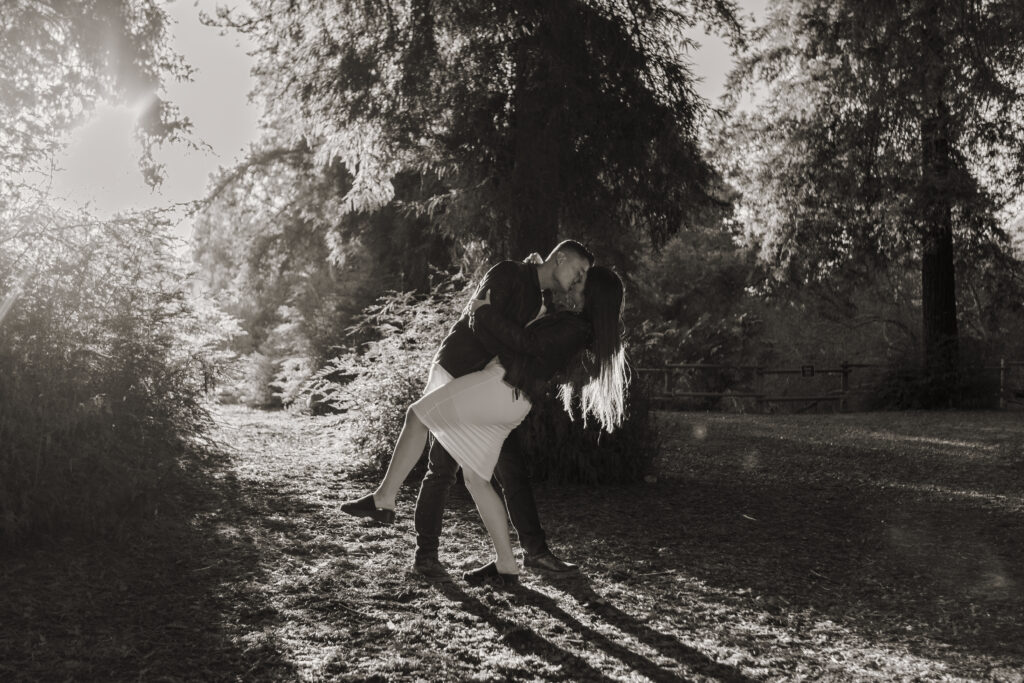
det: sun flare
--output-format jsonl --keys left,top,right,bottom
{"left": 51, "top": 101, "right": 153, "bottom": 215}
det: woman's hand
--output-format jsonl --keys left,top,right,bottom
{"left": 523, "top": 252, "right": 544, "bottom": 265}
{"left": 471, "top": 288, "right": 491, "bottom": 312}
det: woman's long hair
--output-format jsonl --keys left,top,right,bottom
{"left": 561, "top": 266, "right": 629, "bottom": 432}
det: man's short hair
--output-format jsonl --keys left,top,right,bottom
{"left": 548, "top": 239, "right": 595, "bottom": 265}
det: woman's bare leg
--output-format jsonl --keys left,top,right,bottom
{"left": 372, "top": 407, "right": 429, "bottom": 510}
{"left": 461, "top": 468, "right": 519, "bottom": 574}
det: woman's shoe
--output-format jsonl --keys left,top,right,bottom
{"left": 340, "top": 494, "right": 396, "bottom": 524}
{"left": 463, "top": 561, "right": 520, "bottom": 586}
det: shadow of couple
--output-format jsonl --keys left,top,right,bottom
{"left": 435, "top": 573, "right": 756, "bottom": 683}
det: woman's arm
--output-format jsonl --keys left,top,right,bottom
{"left": 475, "top": 307, "right": 590, "bottom": 363}
{"left": 471, "top": 301, "right": 548, "bottom": 357}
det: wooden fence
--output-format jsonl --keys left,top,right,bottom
{"left": 635, "top": 360, "right": 1024, "bottom": 412}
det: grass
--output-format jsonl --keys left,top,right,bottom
{"left": 1, "top": 406, "right": 1022, "bottom": 681}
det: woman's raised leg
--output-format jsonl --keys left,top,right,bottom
{"left": 372, "top": 407, "right": 430, "bottom": 510}
{"left": 461, "top": 467, "right": 519, "bottom": 575}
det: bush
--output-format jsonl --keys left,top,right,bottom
{"left": 0, "top": 207, "right": 219, "bottom": 543}
{"left": 868, "top": 345, "right": 1003, "bottom": 410}
{"left": 516, "top": 376, "right": 660, "bottom": 485}
{"left": 303, "top": 276, "right": 471, "bottom": 477}
{"left": 214, "top": 352, "right": 280, "bottom": 407}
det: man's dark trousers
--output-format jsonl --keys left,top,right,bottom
{"left": 414, "top": 423, "right": 547, "bottom": 560}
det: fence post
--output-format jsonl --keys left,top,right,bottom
{"left": 840, "top": 361, "right": 850, "bottom": 412}
{"left": 755, "top": 366, "right": 765, "bottom": 413}
{"left": 663, "top": 369, "right": 670, "bottom": 397}
{"left": 1000, "top": 357, "right": 1006, "bottom": 410}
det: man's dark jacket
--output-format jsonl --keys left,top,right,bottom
{"left": 434, "top": 260, "right": 546, "bottom": 378}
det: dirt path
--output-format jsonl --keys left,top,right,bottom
{"left": 2, "top": 407, "right": 1023, "bottom": 681}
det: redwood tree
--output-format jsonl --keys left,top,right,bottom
{"left": 722, "top": 0, "right": 1024, "bottom": 400}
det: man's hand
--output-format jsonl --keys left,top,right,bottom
{"left": 471, "top": 288, "right": 491, "bottom": 312}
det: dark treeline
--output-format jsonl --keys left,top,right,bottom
{"left": 195, "top": 0, "right": 1024, "bottom": 409}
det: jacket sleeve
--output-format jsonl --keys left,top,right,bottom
{"left": 467, "top": 261, "right": 544, "bottom": 358}
{"left": 508, "top": 316, "right": 593, "bottom": 401}
{"left": 472, "top": 261, "right": 519, "bottom": 313}
{"left": 471, "top": 323, "right": 509, "bottom": 359}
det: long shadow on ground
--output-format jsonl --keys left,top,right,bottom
{"left": 435, "top": 582, "right": 619, "bottom": 682}
{"left": 537, "top": 417, "right": 1024, "bottom": 676}
{"left": 505, "top": 578, "right": 756, "bottom": 682}
{"left": 0, "top": 456, "right": 328, "bottom": 681}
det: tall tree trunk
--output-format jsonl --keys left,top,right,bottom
{"left": 919, "top": 107, "right": 960, "bottom": 402}
{"left": 509, "top": 31, "right": 560, "bottom": 260}
{"left": 916, "top": 2, "right": 960, "bottom": 404}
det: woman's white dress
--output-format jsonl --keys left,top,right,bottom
{"left": 412, "top": 358, "right": 531, "bottom": 481}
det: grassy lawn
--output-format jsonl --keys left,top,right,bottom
{"left": 1, "top": 407, "right": 1022, "bottom": 681}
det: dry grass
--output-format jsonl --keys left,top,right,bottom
{"left": 1, "top": 406, "right": 1022, "bottom": 681}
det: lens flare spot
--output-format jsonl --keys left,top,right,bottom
{"left": 743, "top": 449, "right": 761, "bottom": 470}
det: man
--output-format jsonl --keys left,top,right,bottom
{"left": 411, "top": 240, "right": 592, "bottom": 583}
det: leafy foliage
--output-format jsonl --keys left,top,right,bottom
{"left": 725, "top": 0, "right": 1024, "bottom": 273}
{"left": 304, "top": 276, "right": 473, "bottom": 475}
{"left": 191, "top": 1, "right": 752, "bottom": 419}
{"left": 191, "top": 1, "right": 749, "bottom": 410}
{"left": 0, "top": 3, "right": 218, "bottom": 543}
{"left": 625, "top": 213, "right": 1024, "bottom": 410}
{"left": 0, "top": 208, "right": 219, "bottom": 542}
{"left": 192, "top": 136, "right": 456, "bottom": 386}
{"left": 207, "top": 0, "right": 742, "bottom": 261}
{"left": 0, "top": 0, "right": 190, "bottom": 197}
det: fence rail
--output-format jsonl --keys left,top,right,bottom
{"left": 636, "top": 360, "right": 1024, "bottom": 412}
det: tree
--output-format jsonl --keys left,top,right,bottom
{"left": 193, "top": 133, "right": 457, "bottom": 365}
{"left": 211, "top": 0, "right": 742, "bottom": 265}
{"left": 722, "top": 0, "right": 1024, "bottom": 400}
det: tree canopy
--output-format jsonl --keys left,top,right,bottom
{"left": 1, "top": 0, "right": 189, "bottom": 200}
{"left": 0, "top": 2, "right": 220, "bottom": 540}
{"left": 720, "top": 0, "right": 1024, "bottom": 394}
{"left": 210, "top": 0, "right": 742, "bottom": 262}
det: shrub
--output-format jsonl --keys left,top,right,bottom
{"left": 516, "top": 375, "right": 660, "bottom": 485}
{"left": 217, "top": 352, "right": 281, "bottom": 407}
{"left": 0, "top": 207, "right": 219, "bottom": 543}
{"left": 303, "top": 276, "right": 470, "bottom": 477}
{"left": 273, "top": 356, "right": 315, "bottom": 408}
{"left": 868, "top": 345, "right": 1003, "bottom": 410}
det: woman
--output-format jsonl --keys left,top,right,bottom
{"left": 342, "top": 266, "right": 628, "bottom": 584}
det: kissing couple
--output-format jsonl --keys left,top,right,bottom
{"left": 341, "top": 240, "right": 628, "bottom": 586}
